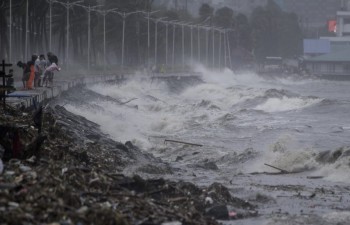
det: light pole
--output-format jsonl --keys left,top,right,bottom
{"left": 224, "top": 29, "right": 227, "bottom": 67}
{"left": 182, "top": 23, "right": 185, "bottom": 69}
{"left": 141, "top": 10, "right": 159, "bottom": 70}
{"left": 205, "top": 27, "right": 209, "bottom": 67}
{"left": 217, "top": 29, "right": 223, "bottom": 68}
{"left": 75, "top": 3, "right": 102, "bottom": 72}
{"left": 9, "top": 0, "right": 12, "bottom": 62}
{"left": 95, "top": 8, "right": 118, "bottom": 75}
{"left": 196, "top": 17, "right": 211, "bottom": 64}
{"left": 165, "top": 21, "right": 169, "bottom": 66}
{"left": 25, "top": 0, "right": 28, "bottom": 60}
{"left": 190, "top": 25, "right": 193, "bottom": 63}
{"left": 49, "top": 0, "right": 52, "bottom": 51}
{"left": 226, "top": 29, "right": 233, "bottom": 69}
{"left": 172, "top": 22, "right": 176, "bottom": 70}
{"left": 113, "top": 11, "right": 141, "bottom": 70}
{"left": 180, "top": 22, "right": 190, "bottom": 70}
{"left": 212, "top": 27, "right": 215, "bottom": 68}
{"left": 152, "top": 17, "right": 166, "bottom": 68}
{"left": 51, "top": 0, "right": 83, "bottom": 68}
{"left": 197, "top": 25, "right": 200, "bottom": 62}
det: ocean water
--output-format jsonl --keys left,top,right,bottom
{"left": 62, "top": 66, "right": 350, "bottom": 224}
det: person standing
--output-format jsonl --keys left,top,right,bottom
{"left": 26, "top": 55, "right": 37, "bottom": 90}
{"left": 37, "top": 55, "right": 46, "bottom": 87}
{"left": 45, "top": 52, "right": 59, "bottom": 87}
{"left": 17, "top": 61, "right": 29, "bottom": 89}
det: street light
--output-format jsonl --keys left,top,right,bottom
{"left": 214, "top": 28, "right": 224, "bottom": 68}
{"left": 113, "top": 11, "right": 142, "bottom": 70}
{"left": 152, "top": 17, "right": 166, "bottom": 68}
{"left": 25, "top": 0, "right": 28, "bottom": 60}
{"left": 226, "top": 29, "right": 233, "bottom": 69}
{"left": 140, "top": 10, "right": 159, "bottom": 70}
{"left": 95, "top": 8, "right": 118, "bottom": 75}
{"left": 180, "top": 22, "right": 191, "bottom": 70}
{"left": 74, "top": 3, "right": 103, "bottom": 72}
{"left": 195, "top": 17, "right": 211, "bottom": 64}
{"left": 162, "top": 20, "right": 176, "bottom": 66}
{"left": 212, "top": 27, "right": 215, "bottom": 67}
{"left": 9, "top": 0, "right": 12, "bottom": 62}
{"left": 50, "top": 0, "right": 83, "bottom": 68}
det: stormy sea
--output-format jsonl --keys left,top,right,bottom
{"left": 58, "top": 66, "right": 350, "bottom": 225}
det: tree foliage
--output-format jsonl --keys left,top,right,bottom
{"left": 251, "top": 0, "right": 302, "bottom": 61}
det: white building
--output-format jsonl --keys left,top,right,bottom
{"left": 337, "top": 0, "right": 350, "bottom": 37}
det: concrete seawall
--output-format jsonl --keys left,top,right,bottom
{"left": 7, "top": 75, "right": 120, "bottom": 109}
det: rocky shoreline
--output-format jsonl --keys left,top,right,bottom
{"left": 0, "top": 87, "right": 257, "bottom": 225}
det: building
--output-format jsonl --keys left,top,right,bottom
{"left": 304, "top": 0, "right": 350, "bottom": 76}
{"left": 305, "top": 48, "right": 350, "bottom": 75}
{"left": 281, "top": 0, "right": 341, "bottom": 30}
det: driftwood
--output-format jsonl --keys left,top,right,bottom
{"left": 164, "top": 139, "right": 203, "bottom": 147}
{"left": 120, "top": 98, "right": 138, "bottom": 105}
{"left": 307, "top": 176, "right": 324, "bottom": 179}
{"left": 264, "top": 163, "right": 289, "bottom": 174}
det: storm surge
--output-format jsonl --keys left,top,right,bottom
{"left": 58, "top": 67, "right": 350, "bottom": 223}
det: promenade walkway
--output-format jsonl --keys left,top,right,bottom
{"left": 6, "top": 74, "right": 118, "bottom": 109}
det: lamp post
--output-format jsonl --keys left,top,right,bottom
{"left": 95, "top": 8, "right": 118, "bottom": 75}
{"left": 182, "top": 23, "right": 185, "bottom": 69}
{"left": 9, "top": 0, "right": 12, "bottom": 62}
{"left": 172, "top": 22, "right": 176, "bottom": 70}
{"left": 165, "top": 21, "right": 169, "bottom": 66}
{"left": 226, "top": 29, "right": 233, "bottom": 69}
{"left": 224, "top": 29, "right": 227, "bottom": 67}
{"left": 196, "top": 17, "right": 211, "bottom": 64}
{"left": 217, "top": 29, "right": 223, "bottom": 68}
{"left": 205, "top": 27, "right": 209, "bottom": 67}
{"left": 197, "top": 24, "right": 200, "bottom": 62}
{"left": 164, "top": 20, "right": 177, "bottom": 66}
{"left": 25, "top": 0, "right": 28, "bottom": 60}
{"left": 190, "top": 25, "right": 193, "bottom": 63}
{"left": 74, "top": 3, "right": 102, "bottom": 72}
{"left": 141, "top": 10, "right": 159, "bottom": 70}
{"left": 113, "top": 11, "right": 141, "bottom": 70}
{"left": 152, "top": 17, "right": 166, "bottom": 68}
{"left": 50, "top": 0, "right": 83, "bottom": 68}
{"left": 180, "top": 22, "right": 190, "bottom": 70}
{"left": 212, "top": 27, "right": 217, "bottom": 68}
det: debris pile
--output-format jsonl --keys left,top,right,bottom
{"left": 0, "top": 105, "right": 256, "bottom": 224}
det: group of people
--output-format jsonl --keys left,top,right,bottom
{"left": 17, "top": 52, "right": 60, "bottom": 89}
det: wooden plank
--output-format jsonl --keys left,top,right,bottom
{"left": 264, "top": 163, "right": 289, "bottom": 174}
{"left": 164, "top": 139, "right": 203, "bottom": 147}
